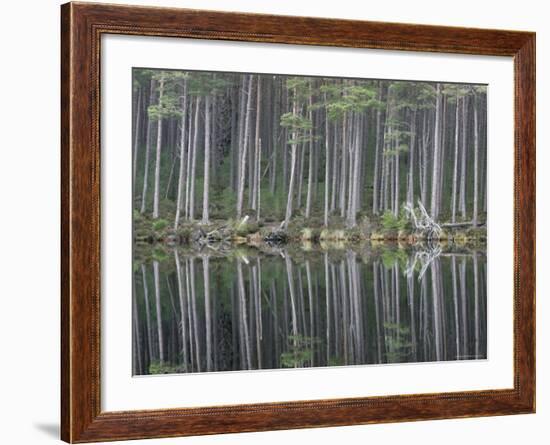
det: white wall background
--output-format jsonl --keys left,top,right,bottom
{"left": 0, "top": 0, "right": 544, "bottom": 444}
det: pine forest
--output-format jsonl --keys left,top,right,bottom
{"left": 132, "top": 68, "right": 487, "bottom": 375}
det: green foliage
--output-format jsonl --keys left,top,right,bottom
{"left": 280, "top": 111, "right": 312, "bottom": 145}
{"left": 383, "top": 323, "right": 412, "bottom": 363}
{"left": 380, "top": 211, "right": 409, "bottom": 232}
{"left": 149, "top": 361, "right": 185, "bottom": 374}
{"left": 152, "top": 219, "right": 168, "bottom": 231}
{"left": 280, "top": 335, "right": 320, "bottom": 368}
{"left": 152, "top": 246, "right": 168, "bottom": 262}
{"left": 381, "top": 248, "right": 408, "bottom": 269}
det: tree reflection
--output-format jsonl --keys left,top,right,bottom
{"left": 133, "top": 246, "right": 487, "bottom": 375}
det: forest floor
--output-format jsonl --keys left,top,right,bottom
{"left": 133, "top": 211, "right": 487, "bottom": 257}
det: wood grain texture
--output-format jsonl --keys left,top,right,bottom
{"left": 60, "top": 2, "right": 536, "bottom": 442}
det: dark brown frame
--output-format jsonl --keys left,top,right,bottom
{"left": 61, "top": 1, "right": 536, "bottom": 442}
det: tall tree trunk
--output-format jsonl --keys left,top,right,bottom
{"left": 237, "top": 261, "right": 251, "bottom": 369}
{"left": 459, "top": 95, "right": 468, "bottom": 219}
{"left": 237, "top": 75, "right": 254, "bottom": 219}
{"left": 407, "top": 109, "right": 417, "bottom": 205}
{"left": 420, "top": 110, "right": 428, "bottom": 206}
{"left": 203, "top": 256, "right": 212, "bottom": 371}
{"left": 257, "top": 139, "right": 262, "bottom": 221}
{"left": 236, "top": 78, "right": 247, "bottom": 192}
{"left": 132, "top": 275, "right": 143, "bottom": 374}
{"left": 393, "top": 121, "right": 400, "bottom": 217}
{"left": 174, "top": 251, "right": 188, "bottom": 370}
{"left": 472, "top": 93, "right": 479, "bottom": 227}
{"left": 283, "top": 88, "right": 298, "bottom": 229}
{"left": 152, "top": 75, "right": 165, "bottom": 219}
{"left": 373, "top": 82, "right": 384, "bottom": 214}
{"left": 324, "top": 100, "right": 330, "bottom": 226}
{"left": 189, "top": 96, "right": 201, "bottom": 220}
{"left": 141, "top": 264, "right": 153, "bottom": 364}
{"left": 305, "top": 91, "right": 315, "bottom": 219}
{"left": 330, "top": 122, "right": 339, "bottom": 212}
{"left": 202, "top": 94, "right": 211, "bottom": 224}
{"left": 269, "top": 78, "right": 279, "bottom": 194}
{"left": 451, "top": 95, "right": 460, "bottom": 223}
{"left": 253, "top": 77, "right": 262, "bottom": 218}
{"left": 153, "top": 260, "right": 164, "bottom": 363}
{"left": 174, "top": 79, "right": 188, "bottom": 230}
{"left": 451, "top": 255, "right": 460, "bottom": 357}
{"left": 339, "top": 113, "right": 348, "bottom": 218}
{"left": 184, "top": 99, "right": 194, "bottom": 219}
{"left": 132, "top": 86, "right": 142, "bottom": 187}
{"left": 430, "top": 83, "right": 442, "bottom": 220}
{"left": 140, "top": 79, "right": 156, "bottom": 214}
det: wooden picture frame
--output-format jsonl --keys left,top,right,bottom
{"left": 61, "top": 1, "right": 535, "bottom": 442}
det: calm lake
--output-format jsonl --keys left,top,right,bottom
{"left": 132, "top": 245, "right": 487, "bottom": 375}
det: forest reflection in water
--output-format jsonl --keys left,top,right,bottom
{"left": 132, "top": 245, "right": 487, "bottom": 375}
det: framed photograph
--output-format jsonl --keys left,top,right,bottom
{"left": 61, "top": 2, "right": 535, "bottom": 442}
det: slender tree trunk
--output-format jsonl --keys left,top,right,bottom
{"left": 473, "top": 253, "right": 480, "bottom": 357}
{"left": 203, "top": 256, "right": 212, "bottom": 371}
{"left": 283, "top": 89, "right": 298, "bottom": 229}
{"left": 152, "top": 75, "right": 165, "bottom": 219}
{"left": 132, "top": 277, "right": 143, "bottom": 374}
{"left": 237, "top": 261, "right": 252, "bottom": 369}
{"left": 174, "top": 251, "right": 188, "bottom": 370}
{"left": 174, "top": 79, "right": 188, "bottom": 230}
{"left": 459, "top": 95, "right": 468, "bottom": 219}
{"left": 393, "top": 122, "right": 400, "bottom": 217}
{"left": 305, "top": 89, "right": 314, "bottom": 219}
{"left": 141, "top": 264, "right": 153, "bottom": 364}
{"left": 339, "top": 113, "right": 348, "bottom": 218}
{"left": 451, "top": 95, "right": 460, "bottom": 222}
{"left": 420, "top": 111, "right": 428, "bottom": 206}
{"left": 472, "top": 93, "right": 479, "bottom": 227}
{"left": 373, "top": 83, "right": 383, "bottom": 214}
{"left": 324, "top": 101, "right": 330, "bottom": 226}
{"left": 140, "top": 79, "right": 156, "bottom": 214}
{"left": 257, "top": 139, "right": 262, "bottom": 221}
{"left": 184, "top": 99, "right": 193, "bottom": 219}
{"left": 451, "top": 255, "right": 460, "bottom": 357}
{"left": 189, "top": 96, "right": 201, "bottom": 220}
{"left": 297, "top": 139, "right": 305, "bottom": 209}
{"left": 153, "top": 260, "right": 164, "bottom": 363}
{"left": 237, "top": 75, "right": 254, "bottom": 219}
{"left": 133, "top": 86, "right": 142, "bottom": 187}
{"left": 236, "top": 78, "right": 247, "bottom": 192}
{"left": 437, "top": 95, "right": 447, "bottom": 219}
{"left": 431, "top": 259, "right": 442, "bottom": 362}
{"left": 407, "top": 109, "right": 417, "bottom": 205}
{"left": 430, "top": 83, "right": 442, "bottom": 220}
{"left": 330, "top": 122, "right": 339, "bottom": 212}
{"left": 202, "top": 95, "right": 211, "bottom": 224}
{"left": 253, "top": 77, "right": 262, "bottom": 218}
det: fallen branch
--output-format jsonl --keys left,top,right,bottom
{"left": 403, "top": 200, "right": 441, "bottom": 242}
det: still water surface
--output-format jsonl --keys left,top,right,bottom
{"left": 132, "top": 245, "right": 487, "bottom": 375}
